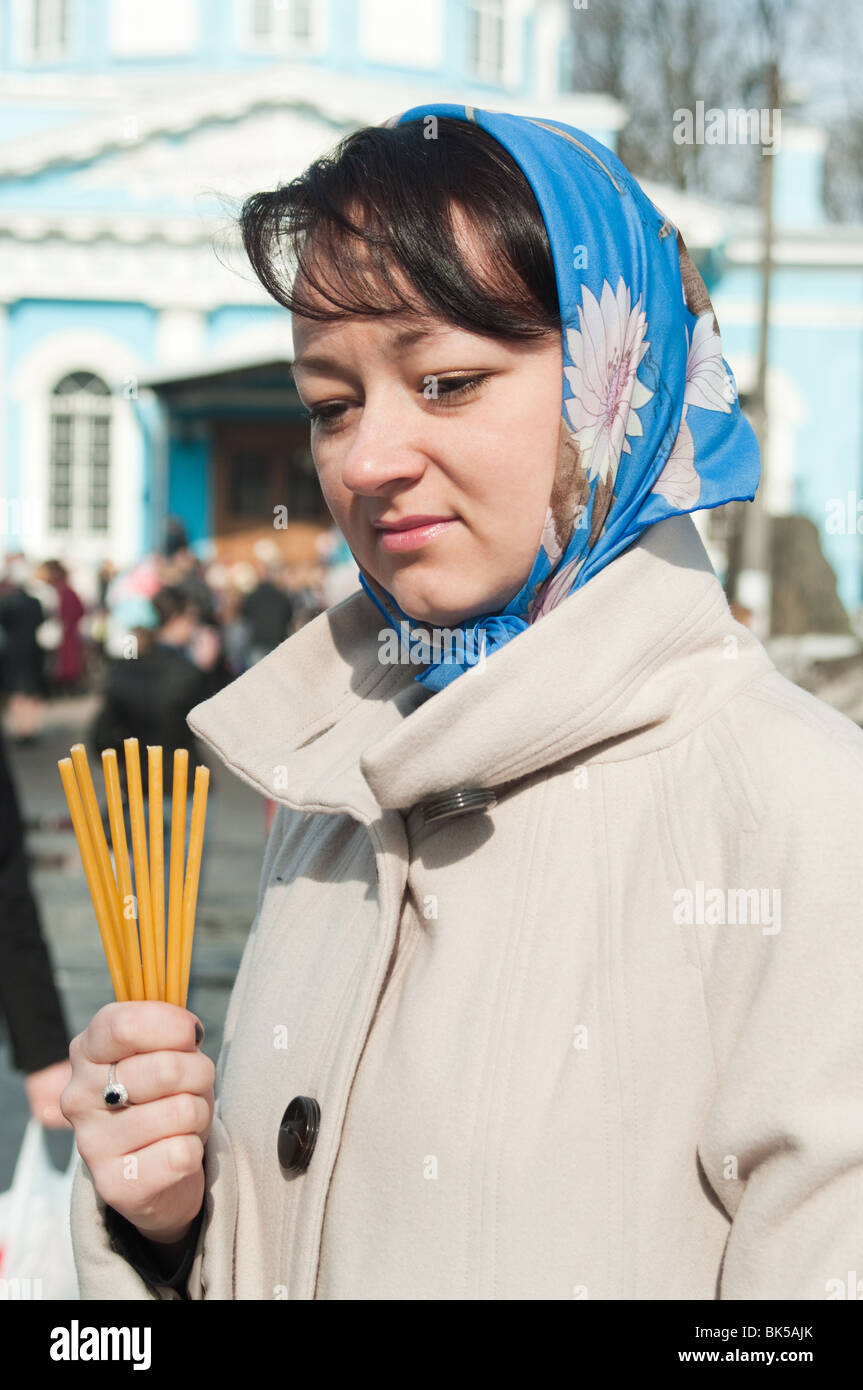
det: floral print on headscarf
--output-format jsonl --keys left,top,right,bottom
{"left": 355, "top": 105, "right": 760, "bottom": 693}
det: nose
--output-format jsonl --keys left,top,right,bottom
{"left": 339, "top": 389, "right": 427, "bottom": 497}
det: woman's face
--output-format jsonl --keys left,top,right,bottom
{"left": 291, "top": 254, "right": 562, "bottom": 628}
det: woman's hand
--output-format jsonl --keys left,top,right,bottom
{"left": 60, "top": 1001, "right": 214, "bottom": 1244}
{"left": 25, "top": 1058, "right": 73, "bottom": 1128}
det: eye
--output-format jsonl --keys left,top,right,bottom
{"left": 431, "top": 373, "right": 490, "bottom": 404}
{"left": 300, "top": 372, "right": 491, "bottom": 434}
{"left": 302, "top": 402, "right": 347, "bottom": 431}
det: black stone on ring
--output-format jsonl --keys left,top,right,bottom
{"left": 103, "top": 1062, "right": 130, "bottom": 1108}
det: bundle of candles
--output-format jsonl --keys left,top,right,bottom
{"left": 57, "top": 740, "right": 209, "bottom": 1007}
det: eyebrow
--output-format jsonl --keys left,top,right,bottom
{"left": 292, "top": 322, "right": 442, "bottom": 374}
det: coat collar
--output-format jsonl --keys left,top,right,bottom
{"left": 187, "top": 514, "right": 775, "bottom": 823}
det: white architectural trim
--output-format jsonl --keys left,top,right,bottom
{"left": 0, "top": 175, "right": 769, "bottom": 265}
{"left": 504, "top": 0, "right": 535, "bottom": 90}
{"left": 0, "top": 60, "right": 627, "bottom": 178}
{"left": 533, "top": 0, "right": 568, "bottom": 102}
{"left": 765, "top": 368, "right": 807, "bottom": 517}
{"left": 0, "top": 234, "right": 272, "bottom": 310}
{"left": 728, "top": 238, "right": 863, "bottom": 267}
{"left": 712, "top": 298, "right": 863, "bottom": 328}
{"left": 108, "top": 0, "right": 199, "bottom": 57}
{"left": 0, "top": 214, "right": 215, "bottom": 244}
{"left": 154, "top": 307, "right": 207, "bottom": 374}
{"left": 778, "top": 124, "right": 828, "bottom": 154}
{"left": 136, "top": 325, "right": 296, "bottom": 388}
{"left": 9, "top": 328, "right": 147, "bottom": 566}
{"left": 206, "top": 322, "right": 296, "bottom": 369}
{"left": 358, "top": 0, "right": 441, "bottom": 70}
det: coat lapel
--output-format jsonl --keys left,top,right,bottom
{"left": 187, "top": 514, "right": 775, "bottom": 820}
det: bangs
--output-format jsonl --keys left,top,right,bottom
{"left": 237, "top": 117, "right": 561, "bottom": 342}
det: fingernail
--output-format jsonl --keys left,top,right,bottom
{"left": 194, "top": 1021, "right": 205, "bottom": 1046}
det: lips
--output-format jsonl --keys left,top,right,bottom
{"left": 375, "top": 517, "right": 460, "bottom": 553}
{"left": 374, "top": 515, "right": 457, "bottom": 531}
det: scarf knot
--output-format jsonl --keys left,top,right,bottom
{"left": 415, "top": 611, "right": 529, "bottom": 693}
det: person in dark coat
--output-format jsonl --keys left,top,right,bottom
{"left": 89, "top": 587, "right": 223, "bottom": 914}
{"left": 0, "top": 557, "right": 49, "bottom": 742}
{"left": 240, "top": 559, "right": 294, "bottom": 665}
{"left": 89, "top": 587, "right": 220, "bottom": 805}
{"left": 0, "top": 725, "right": 72, "bottom": 1126}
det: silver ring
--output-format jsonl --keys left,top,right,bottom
{"left": 103, "top": 1062, "right": 130, "bottom": 1109}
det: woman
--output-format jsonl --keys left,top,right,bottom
{"left": 41, "top": 559, "right": 87, "bottom": 696}
{"left": 63, "top": 106, "right": 863, "bottom": 1301}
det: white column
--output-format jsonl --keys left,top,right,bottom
{"left": 531, "top": 0, "right": 567, "bottom": 100}
{"left": 154, "top": 307, "right": 207, "bottom": 373}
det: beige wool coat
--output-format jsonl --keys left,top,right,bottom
{"left": 70, "top": 512, "right": 863, "bottom": 1300}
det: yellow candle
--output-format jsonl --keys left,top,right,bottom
{"left": 124, "top": 738, "right": 158, "bottom": 1001}
{"left": 148, "top": 746, "right": 166, "bottom": 1001}
{"left": 166, "top": 748, "right": 189, "bottom": 1006}
{"left": 180, "top": 765, "right": 209, "bottom": 1009}
{"left": 58, "top": 758, "right": 128, "bottom": 1001}
{"left": 102, "top": 748, "right": 145, "bottom": 1000}
{"left": 69, "top": 743, "right": 127, "bottom": 999}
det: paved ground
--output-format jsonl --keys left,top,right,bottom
{"left": 0, "top": 693, "right": 266, "bottom": 1188}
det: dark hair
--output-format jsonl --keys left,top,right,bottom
{"left": 43, "top": 559, "right": 68, "bottom": 584}
{"left": 237, "top": 117, "right": 561, "bottom": 342}
{"left": 152, "top": 586, "right": 195, "bottom": 629}
{"left": 163, "top": 516, "right": 189, "bottom": 559}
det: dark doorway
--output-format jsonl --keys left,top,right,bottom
{"left": 212, "top": 420, "right": 331, "bottom": 564}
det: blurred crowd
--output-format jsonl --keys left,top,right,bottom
{"left": 0, "top": 517, "right": 360, "bottom": 749}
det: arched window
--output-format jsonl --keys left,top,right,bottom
{"left": 49, "top": 372, "right": 112, "bottom": 535}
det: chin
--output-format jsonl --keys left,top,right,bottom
{"left": 390, "top": 588, "right": 488, "bottom": 629}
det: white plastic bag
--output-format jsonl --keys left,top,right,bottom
{"left": 34, "top": 617, "right": 63, "bottom": 651}
{"left": 0, "top": 1119, "right": 80, "bottom": 1299}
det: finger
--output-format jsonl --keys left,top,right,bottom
{"left": 80, "top": 1001, "right": 202, "bottom": 1065}
{"left": 80, "top": 1049, "right": 215, "bottom": 1109}
{"left": 75, "top": 1091, "right": 211, "bottom": 1166}
{"left": 90, "top": 1134, "right": 205, "bottom": 1221}
{"left": 38, "top": 1103, "right": 74, "bottom": 1130}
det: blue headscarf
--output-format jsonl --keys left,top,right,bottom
{"left": 355, "top": 103, "right": 761, "bottom": 693}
